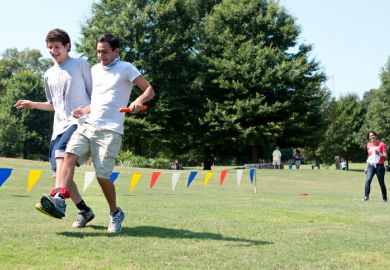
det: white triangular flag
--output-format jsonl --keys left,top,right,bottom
{"left": 83, "top": 171, "right": 96, "bottom": 192}
{"left": 172, "top": 172, "right": 182, "bottom": 191}
{"left": 236, "top": 170, "right": 243, "bottom": 188}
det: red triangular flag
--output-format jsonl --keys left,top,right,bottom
{"left": 150, "top": 172, "right": 161, "bottom": 189}
{"left": 220, "top": 170, "right": 228, "bottom": 186}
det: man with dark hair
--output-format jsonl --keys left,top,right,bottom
{"left": 14, "top": 28, "right": 94, "bottom": 227}
{"left": 40, "top": 33, "right": 155, "bottom": 233}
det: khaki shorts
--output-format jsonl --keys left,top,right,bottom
{"left": 273, "top": 159, "right": 281, "bottom": 166}
{"left": 66, "top": 123, "right": 123, "bottom": 179}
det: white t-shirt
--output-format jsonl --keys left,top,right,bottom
{"left": 86, "top": 58, "right": 141, "bottom": 135}
{"left": 272, "top": 149, "right": 282, "bottom": 161}
{"left": 44, "top": 58, "right": 92, "bottom": 140}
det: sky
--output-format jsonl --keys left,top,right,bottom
{"left": 1, "top": 0, "right": 389, "bottom": 99}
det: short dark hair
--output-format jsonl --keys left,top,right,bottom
{"left": 97, "top": 33, "right": 120, "bottom": 50}
{"left": 367, "top": 130, "right": 377, "bottom": 140}
{"left": 46, "top": 28, "right": 71, "bottom": 52}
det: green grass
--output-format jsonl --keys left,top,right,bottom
{"left": 1, "top": 158, "right": 390, "bottom": 269}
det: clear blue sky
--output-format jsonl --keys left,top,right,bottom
{"left": 1, "top": 0, "right": 389, "bottom": 99}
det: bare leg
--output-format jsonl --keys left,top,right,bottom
{"left": 97, "top": 177, "right": 117, "bottom": 212}
{"left": 60, "top": 153, "right": 82, "bottom": 204}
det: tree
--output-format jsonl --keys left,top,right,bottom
{"left": 77, "top": 0, "right": 216, "bottom": 158}
{"left": 318, "top": 94, "right": 366, "bottom": 167}
{"left": 197, "top": 0, "right": 329, "bottom": 168}
{"left": 0, "top": 48, "right": 51, "bottom": 96}
{"left": 0, "top": 70, "right": 52, "bottom": 159}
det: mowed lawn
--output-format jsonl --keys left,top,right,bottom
{"left": 1, "top": 158, "right": 390, "bottom": 269}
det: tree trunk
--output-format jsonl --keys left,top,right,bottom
{"left": 133, "top": 136, "right": 142, "bottom": 155}
{"left": 203, "top": 160, "right": 212, "bottom": 170}
{"left": 251, "top": 145, "right": 258, "bottom": 163}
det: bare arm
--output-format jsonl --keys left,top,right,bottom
{"left": 14, "top": 100, "right": 54, "bottom": 111}
{"left": 128, "top": 76, "right": 155, "bottom": 113}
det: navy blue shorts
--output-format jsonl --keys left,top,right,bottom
{"left": 49, "top": 124, "right": 78, "bottom": 173}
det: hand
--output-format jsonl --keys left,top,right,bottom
{"left": 128, "top": 101, "right": 144, "bottom": 113}
{"left": 14, "top": 100, "right": 34, "bottom": 109}
{"left": 72, "top": 107, "right": 88, "bottom": 119}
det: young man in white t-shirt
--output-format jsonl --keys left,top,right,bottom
{"left": 14, "top": 29, "right": 94, "bottom": 226}
{"left": 39, "top": 33, "right": 155, "bottom": 233}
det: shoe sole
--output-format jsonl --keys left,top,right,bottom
{"left": 35, "top": 204, "right": 62, "bottom": 219}
{"left": 40, "top": 195, "right": 65, "bottom": 219}
{"left": 72, "top": 213, "right": 95, "bottom": 228}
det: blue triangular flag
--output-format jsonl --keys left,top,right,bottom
{"left": 249, "top": 168, "right": 256, "bottom": 183}
{"left": 0, "top": 168, "right": 13, "bottom": 188}
{"left": 187, "top": 171, "right": 198, "bottom": 188}
{"left": 110, "top": 172, "right": 120, "bottom": 182}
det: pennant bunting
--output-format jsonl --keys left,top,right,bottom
{"left": 27, "top": 170, "right": 42, "bottom": 192}
{"left": 236, "top": 169, "right": 243, "bottom": 187}
{"left": 130, "top": 173, "right": 142, "bottom": 192}
{"left": 110, "top": 172, "right": 120, "bottom": 182}
{"left": 203, "top": 171, "right": 213, "bottom": 187}
{"left": 220, "top": 170, "right": 228, "bottom": 186}
{"left": 0, "top": 168, "right": 13, "bottom": 188}
{"left": 172, "top": 172, "right": 182, "bottom": 191}
{"left": 187, "top": 171, "right": 198, "bottom": 188}
{"left": 83, "top": 171, "right": 96, "bottom": 192}
{"left": 249, "top": 168, "right": 256, "bottom": 183}
{"left": 150, "top": 172, "right": 161, "bottom": 189}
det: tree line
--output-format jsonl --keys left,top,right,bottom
{"left": 0, "top": 0, "right": 389, "bottom": 169}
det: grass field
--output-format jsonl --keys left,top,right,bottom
{"left": 1, "top": 158, "right": 390, "bottom": 269}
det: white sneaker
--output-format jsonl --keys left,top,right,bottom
{"left": 107, "top": 207, "right": 125, "bottom": 233}
{"left": 72, "top": 208, "right": 95, "bottom": 228}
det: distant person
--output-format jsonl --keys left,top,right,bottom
{"left": 312, "top": 157, "right": 321, "bottom": 169}
{"left": 334, "top": 155, "right": 341, "bottom": 170}
{"left": 341, "top": 159, "right": 347, "bottom": 170}
{"left": 14, "top": 28, "right": 94, "bottom": 226}
{"left": 288, "top": 160, "right": 293, "bottom": 169}
{"left": 363, "top": 130, "right": 387, "bottom": 202}
{"left": 272, "top": 147, "right": 282, "bottom": 169}
{"left": 293, "top": 149, "right": 301, "bottom": 169}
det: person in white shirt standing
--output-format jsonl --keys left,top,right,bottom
{"left": 39, "top": 33, "right": 155, "bottom": 233}
{"left": 272, "top": 147, "right": 282, "bottom": 169}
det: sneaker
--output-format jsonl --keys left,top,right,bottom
{"left": 363, "top": 197, "right": 369, "bottom": 201}
{"left": 107, "top": 207, "right": 125, "bottom": 233}
{"left": 384, "top": 199, "right": 387, "bottom": 202}
{"left": 35, "top": 203, "right": 63, "bottom": 219}
{"left": 40, "top": 194, "right": 66, "bottom": 219}
{"left": 72, "top": 208, "right": 95, "bottom": 228}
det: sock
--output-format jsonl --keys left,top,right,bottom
{"left": 76, "top": 200, "right": 90, "bottom": 212}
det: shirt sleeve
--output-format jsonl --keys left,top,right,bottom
{"left": 127, "top": 63, "right": 142, "bottom": 83}
{"left": 81, "top": 59, "right": 93, "bottom": 96}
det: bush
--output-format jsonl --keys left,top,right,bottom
{"left": 118, "top": 151, "right": 171, "bottom": 169}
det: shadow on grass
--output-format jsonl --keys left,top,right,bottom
{"left": 57, "top": 225, "right": 271, "bottom": 246}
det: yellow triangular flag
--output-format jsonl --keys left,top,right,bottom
{"left": 203, "top": 171, "right": 213, "bottom": 187}
{"left": 27, "top": 170, "right": 42, "bottom": 192}
{"left": 130, "top": 173, "right": 142, "bottom": 192}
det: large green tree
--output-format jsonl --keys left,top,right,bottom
{"left": 0, "top": 48, "right": 51, "bottom": 96}
{"left": 77, "top": 0, "right": 216, "bottom": 158}
{"left": 318, "top": 94, "right": 366, "bottom": 167}
{"left": 359, "top": 57, "right": 390, "bottom": 154}
{"left": 197, "top": 0, "right": 329, "bottom": 167}
{"left": 0, "top": 70, "right": 52, "bottom": 159}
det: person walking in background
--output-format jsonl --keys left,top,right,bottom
{"left": 335, "top": 155, "right": 341, "bottom": 170}
{"left": 14, "top": 28, "right": 94, "bottom": 225}
{"left": 272, "top": 147, "right": 282, "bottom": 169}
{"left": 38, "top": 33, "right": 155, "bottom": 233}
{"left": 363, "top": 130, "right": 387, "bottom": 202}
{"left": 293, "top": 149, "right": 301, "bottom": 169}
